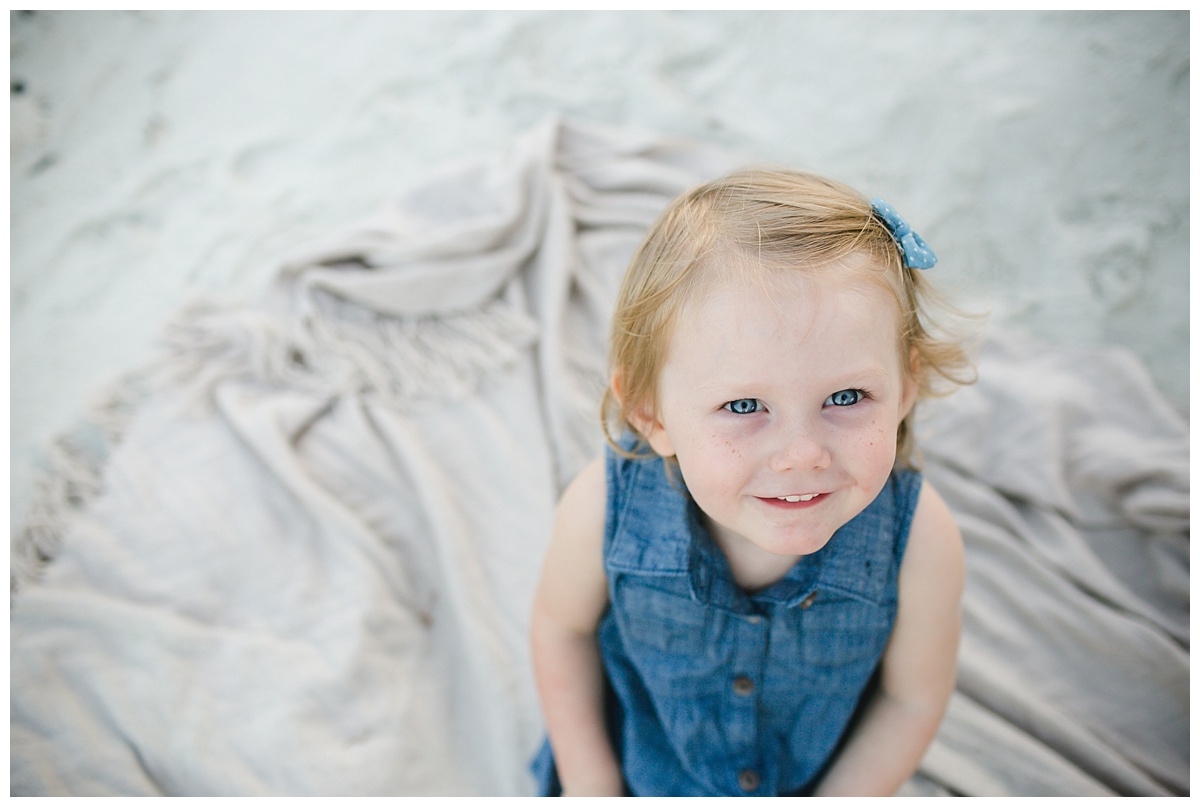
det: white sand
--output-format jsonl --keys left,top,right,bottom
{"left": 10, "top": 10, "right": 1189, "bottom": 528}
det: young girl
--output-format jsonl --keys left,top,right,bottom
{"left": 530, "top": 168, "right": 971, "bottom": 796}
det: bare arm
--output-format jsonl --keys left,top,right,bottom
{"left": 813, "top": 481, "right": 964, "bottom": 796}
{"left": 530, "top": 456, "right": 624, "bottom": 796}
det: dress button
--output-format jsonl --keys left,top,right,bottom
{"left": 732, "top": 675, "right": 755, "bottom": 695}
{"left": 745, "top": 614, "right": 762, "bottom": 624}
{"left": 799, "top": 590, "right": 819, "bottom": 610}
{"left": 738, "top": 769, "right": 760, "bottom": 792}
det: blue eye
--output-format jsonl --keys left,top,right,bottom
{"left": 724, "top": 398, "right": 763, "bottom": 415}
{"left": 826, "top": 389, "right": 864, "bottom": 407}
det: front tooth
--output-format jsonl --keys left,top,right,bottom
{"left": 799, "top": 493, "right": 817, "bottom": 502}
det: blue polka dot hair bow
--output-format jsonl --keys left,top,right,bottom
{"left": 871, "top": 198, "right": 937, "bottom": 270}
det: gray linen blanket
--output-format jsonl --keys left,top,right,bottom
{"left": 10, "top": 118, "right": 1188, "bottom": 796}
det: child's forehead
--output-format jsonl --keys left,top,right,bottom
{"left": 670, "top": 267, "right": 901, "bottom": 358}
{"left": 657, "top": 277, "right": 907, "bottom": 399}
{"left": 677, "top": 252, "right": 901, "bottom": 327}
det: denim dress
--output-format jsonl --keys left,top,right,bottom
{"left": 532, "top": 438, "right": 922, "bottom": 796}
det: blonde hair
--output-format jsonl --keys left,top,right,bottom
{"left": 601, "top": 166, "right": 975, "bottom": 469}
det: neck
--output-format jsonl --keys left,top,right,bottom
{"left": 703, "top": 514, "right": 800, "bottom": 593}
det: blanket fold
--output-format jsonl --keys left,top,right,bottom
{"left": 11, "top": 118, "right": 1188, "bottom": 796}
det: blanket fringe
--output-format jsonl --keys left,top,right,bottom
{"left": 11, "top": 373, "right": 148, "bottom": 595}
{"left": 12, "top": 290, "right": 538, "bottom": 594}
{"left": 148, "top": 292, "right": 538, "bottom": 410}
{"left": 13, "top": 438, "right": 99, "bottom": 594}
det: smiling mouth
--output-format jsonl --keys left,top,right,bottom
{"left": 758, "top": 492, "right": 826, "bottom": 507}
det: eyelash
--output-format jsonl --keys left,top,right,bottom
{"left": 722, "top": 389, "right": 869, "bottom": 415}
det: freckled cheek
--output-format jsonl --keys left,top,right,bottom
{"left": 683, "top": 434, "right": 749, "bottom": 498}
{"left": 861, "top": 419, "right": 896, "bottom": 449}
{"left": 704, "top": 432, "right": 744, "bottom": 465}
{"left": 720, "top": 435, "right": 745, "bottom": 461}
{"left": 851, "top": 421, "right": 900, "bottom": 491}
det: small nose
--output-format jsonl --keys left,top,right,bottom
{"left": 769, "top": 418, "right": 832, "bottom": 473}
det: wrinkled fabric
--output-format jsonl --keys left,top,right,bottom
{"left": 10, "top": 119, "right": 1188, "bottom": 796}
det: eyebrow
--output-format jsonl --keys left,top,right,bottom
{"left": 694, "top": 365, "right": 894, "bottom": 393}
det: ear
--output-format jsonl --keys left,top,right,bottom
{"left": 899, "top": 346, "right": 921, "bottom": 420}
{"left": 611, "top": 371, "right": 676, "bottom": 458}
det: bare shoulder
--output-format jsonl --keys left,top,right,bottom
{"left": 533, "top": 455, "right": 610, "bottom": 633}
{"left": 879, "top": 479, "right": 964, "bottom": 703}
{"left": 554, "top": 455, "right": 608, "bottom": 541}
{"left": 901, "top": 479, "right": 964, "bottom": 595}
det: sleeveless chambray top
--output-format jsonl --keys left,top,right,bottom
{"left": 532, "top": 436, "right": 922, "bottom": 796}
